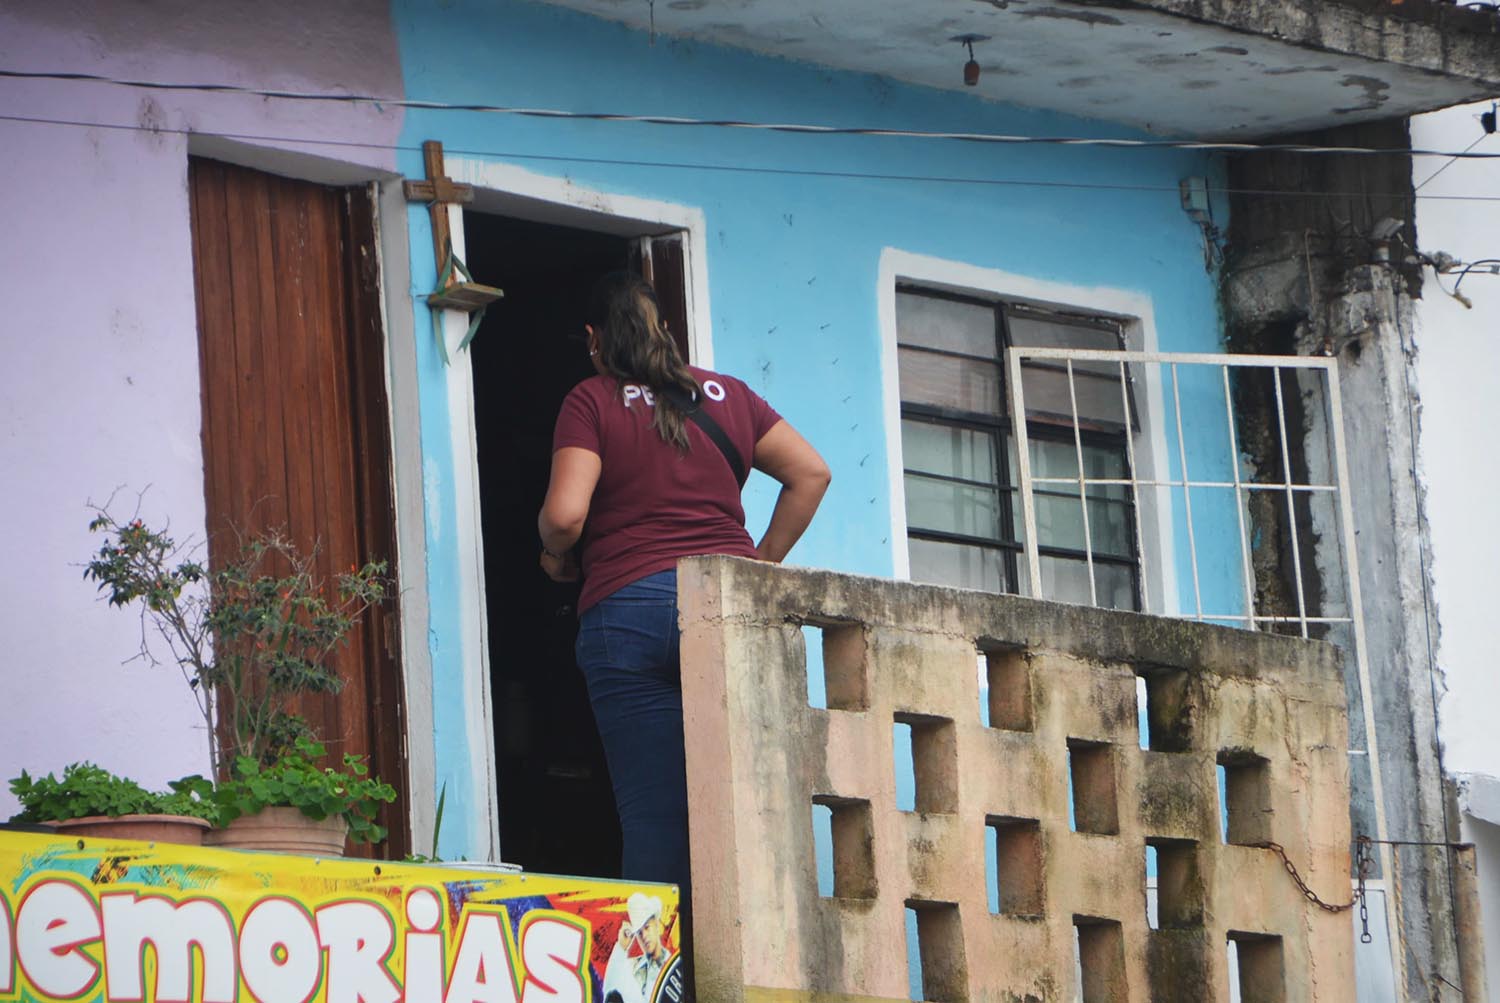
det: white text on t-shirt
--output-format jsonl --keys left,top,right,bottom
{"left": 621, "top": 380, "right": 727, "bottom": 407}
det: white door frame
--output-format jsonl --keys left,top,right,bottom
{"left": 431, "top": 158, "right": 712, "bottom": 860}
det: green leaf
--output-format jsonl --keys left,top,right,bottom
{"left": 6, "top": 763, "right": 214, "bottom": 823}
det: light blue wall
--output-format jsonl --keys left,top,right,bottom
{"left": 391, "top": 0, "right": 1237, "bottom": 858}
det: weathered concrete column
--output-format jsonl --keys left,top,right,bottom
{"left": 1226, "top": 244, "right": 1460, "bottom": 997}
{"left": 1321, "top": 266, "right": 1457, "bottom": 993}
{"left": 1223, "top": 116, "right": 1467, "bottom": 995}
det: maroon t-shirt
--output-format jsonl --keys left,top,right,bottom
{"left": 553, "top": 366, "right": 783, "bottom": 612}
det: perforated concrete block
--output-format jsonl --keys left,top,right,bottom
{"left": 679, "top": 556, "right": 1353, "bottom": 1003}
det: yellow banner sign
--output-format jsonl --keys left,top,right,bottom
{"left": 0, "top": 831, "right": 683, "bottom": 1003}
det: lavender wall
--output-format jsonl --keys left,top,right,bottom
{"left": 0, "top": 2, "right": 404, "bottom": 814}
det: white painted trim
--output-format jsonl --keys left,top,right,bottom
{"left": 679, "top": 233, "right": 713, "bottom": 370}
{"left": 446, "top": 158, "right": 714, "bottom": 368}
{"left": 186, "top": 134, "right": 396, "bottom": 188}
{"left": 437, "top": 159, "right": 714, "bottom": 852}
{"left": 875, "top": 248, "right": 1177, "bottom": 611}
{"left": 875, "top": 270, "right": 911, "bottom": 580}
{"left": 441, "top": 204, "right": 503, "bottom": 861}
{"left": 374, "top": 179, "right": 438, "bottom": 855}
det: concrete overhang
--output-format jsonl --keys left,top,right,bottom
{"left": 539, "top": 0, "right": 1500, "bottom": 138}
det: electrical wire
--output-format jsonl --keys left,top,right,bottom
{"left": 1414, "top": 130, "right": 1493, "bottom": 192}
{"left": 4, "top": 67, "right": 1500, "bottom": 160}
{"left": 5, "top": 111, "right": 1500, "bottom": 205}
{"left": 1451, "top": 259, "right": 1500, "bottom": 294}
{"left": 1424, "top": 258, "right": 1500, "bottom": 307}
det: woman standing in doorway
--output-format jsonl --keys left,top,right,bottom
{"left": 538, "top": 271, "right": 830, "bottom": 916}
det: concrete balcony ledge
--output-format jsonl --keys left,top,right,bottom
{"left": 678, "top": 556, "right": 1353, "bottom": 1002}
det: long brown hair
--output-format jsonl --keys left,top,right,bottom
{"left": 587, "top": 271, "right": 701, "bottom": 451}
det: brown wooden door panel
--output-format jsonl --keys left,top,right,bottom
{"left": 648, "top": 236, "right": 690, "bottom": 363}
{"left": 188, "top": 158, "right": 409, "bottom": 857}
{"left": 340, "top": 189, "right": 407, "bottom": 824}
{"left": 629, "top": 235, "right": 692, "bottom": 362}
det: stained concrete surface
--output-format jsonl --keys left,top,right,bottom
{"left": 679, "top": 556, "right": 1353, "bottom": 1002}
{"left": 533, "top": 0, "right": 1500, "bottom": 137}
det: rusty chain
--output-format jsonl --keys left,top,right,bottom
{"left": 1255, "top": 835, "right": 1373, "bottom": 943}
{"left": 1357, "top": 836, "right": 1372, "bottom": 944}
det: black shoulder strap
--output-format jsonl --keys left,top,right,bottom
{"left": 661, "top": 384, "right": 748, "bottom": 487}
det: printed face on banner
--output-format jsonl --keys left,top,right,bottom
{"left": 0, "top": 832, "right": 683, "bottom": 1003}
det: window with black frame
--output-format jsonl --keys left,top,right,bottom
{"left": 896, "top": 286, "right": 1142, "bottom": 610}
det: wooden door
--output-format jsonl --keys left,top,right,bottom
{"left": 188, "top": 158, "right": 409, "bottom": 857}
{"left": 630, "top": 235, "right": 691, "bottom": 361}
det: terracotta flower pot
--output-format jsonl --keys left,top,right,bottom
{"left": 50, "top": 814, "right": 212, "bottom": 846}
{"left": 205, "top": 806, "right": 348, "bottom": 856}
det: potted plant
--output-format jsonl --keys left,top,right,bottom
{"left": 207, "top": 739, "right": 395, "bottom": 854}
{"left": 8, "top": 763, "right": 215, "bottom": 845}
{"left": 81, "top": 503, "right": 394, "bottom": 855}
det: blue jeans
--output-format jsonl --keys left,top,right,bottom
{"left": 575, "top": 570, "right": 690, "bottom": 901}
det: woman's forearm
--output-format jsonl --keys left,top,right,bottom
{"left": 755, "top": 474, "right": 830, "bottom": 563}
{"left": 539, "top": 446, "right": 603, "bottom": 555}
{"left": 750, "top": 420, "right": 831, "bottom": 563}
{"left": 538, "top": 514, "right": 582, "bottom": 556}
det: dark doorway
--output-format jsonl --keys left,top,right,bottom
{"left": 465, "top": 212, "right": 631, "bottom": 878}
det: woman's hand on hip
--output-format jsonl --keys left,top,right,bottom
{"left": 540, "top": 548, "right": 580, "bottom": 582}
{"left": 752, "top": 419, "right": 832, "bottom": 563}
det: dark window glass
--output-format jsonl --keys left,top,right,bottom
{"left": 897, "top": 288, "right": 1140, "bottom": 610}
{"left": 897, "top": 291, "right": 996, "bottom": 356}
{"left": 897, "top": 347, "right": 1003, "bottom": 414}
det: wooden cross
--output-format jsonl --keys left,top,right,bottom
{"left": 402, "top": 140, "right": 502, "bottom": 319}
{"left": 402, "top": 140, "right": 474, "bottom": 275}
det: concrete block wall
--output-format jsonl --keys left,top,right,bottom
{"left": 679, "top": 556, "right": 1353, "bottom": 1003}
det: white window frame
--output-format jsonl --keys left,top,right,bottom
{"left": 877, "top": 248, "right": 1177, "bottom": 614}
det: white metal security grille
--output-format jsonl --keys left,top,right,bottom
{"left": 1006, "top": 347, "right": 1402, "bottom": 991}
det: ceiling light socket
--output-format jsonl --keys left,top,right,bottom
{"left": 951, "top": 34, "right": 990, "bottom": 87}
